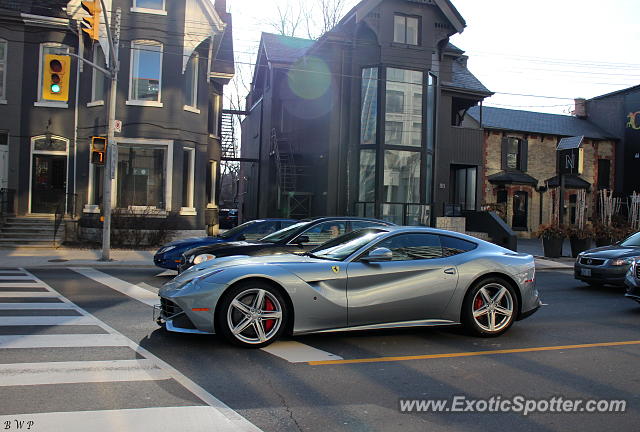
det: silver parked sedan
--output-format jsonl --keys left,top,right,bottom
{"left": 155, "top": 227, "right": 540, "bottom": 348}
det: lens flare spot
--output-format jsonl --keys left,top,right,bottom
{"left": 287, "top": 56, "right": 331, "bottom": 100}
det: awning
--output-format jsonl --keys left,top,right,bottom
{"left": 488, "top": 171, "right": 538, "bottom": 186}
{"left": 545, "top": 175, "right": 591, "bottom": 189}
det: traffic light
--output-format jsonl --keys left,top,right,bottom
{"left": 91, "top": 137, "right": 107, "bottom": 165}
{"left": 81, "top": 0, "right": 101, "bottom": 41}
{"left": 42, "top": 55, "right": 71, "bottom": 101}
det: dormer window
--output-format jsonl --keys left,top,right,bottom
{"left": 394, "top": 14, "right": 419, "bottom": 45}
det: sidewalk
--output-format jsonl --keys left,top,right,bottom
{"left": 518, "top": 238, "right": 575, "bottom": 270}
{"left": 0, "top": 247, "right": 156, "bottom": 268}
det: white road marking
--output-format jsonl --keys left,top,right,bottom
{"left": 137, "top": 282, "right": 160, "bottom": 293}
{"left": 0, "top": 271, "right": 28, "bottom": 275}
{"left": 0, "top": 303, "right": 76, "bottom": 310}
{"left": 14, "top": 269, "right": 261, "bottom": 432}
{"left": 0, "top": 282, "right": 46, "bottom": 288}
{"left": 261, "top": 340, "right": 343, "bottom": 363}
{"left": 0, "top": 359, "right": 171, "bottom": 387}
{"left": 0, "top": 292, "right": 60, "bottom": 298}
{"left": 0, "top": 316, "right": 99, "bottom": 326}
{"left": 0, "top": 334, "right": 129, "bottom": 349}
{"left": 0, "top": 275, "right": 35, "bottom": 280}
{"left": 0, "top": 406, "right": 255, "bottom": 432}
{"left": 70, "top": 268, "right": 158, "bottom": 306}
{"left": 156, "top": 269, "right": 178, "bottom": 277}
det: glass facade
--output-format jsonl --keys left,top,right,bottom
{"left": 360, "top": 68, "right": 378, "bottom": 145}
{"left": 116, "top": 146, "right": 166, "bottom": 209}
{"left": 385, "top": 68, "right": 422, "bottom": 148}
{"left": 358, "top": 149, "right": 376, "bottom": 202}
{"left": 383, "top": 149, "right": 421, "bottom": 203}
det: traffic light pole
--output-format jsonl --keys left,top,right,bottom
{"left": 100, "top": 3, "right": 120, "bottom": 261}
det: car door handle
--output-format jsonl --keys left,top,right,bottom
{"left": 444, "top": 268, "right": 457, "bottom": 275}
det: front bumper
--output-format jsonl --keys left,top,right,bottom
{"left": 153, "top": 299, "right": 212, "bottom": 334}
{"left": 574, "top": 263, "right": 629, "bottom": 286}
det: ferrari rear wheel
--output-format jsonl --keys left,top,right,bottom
{"left": 462, "top": 278, "right": 518, "bottom": 337}
{"left": 217, "top": 282, "right": 287, "bottom": 348}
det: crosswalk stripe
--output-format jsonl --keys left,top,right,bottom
{"left": 0, "top": 282, "right": 47, "bottom": 288}
{"left": 71, "top": 268, "right": 158, "bottom": 306}
{"left": 0, "top": 276, "right": 36, "bottom": 280}
{"left": 0, "top": 359, "right": 171, "bottom": 387}
{"left": 0, "top": 292, "right": 59, "bottom": 298}
{"left": 0, "top": 303, "right": 76, "bottom": 310}
{"left": 0, "top": 334, "right": 129, "bottom": 348}
{"left": 261, "top": 340, "right": 344, "bottom": 363}
{"left": 0, "top": 316, "right": 99, "bottom": 326}
{"left": 0, "top": 406, "right": 258, "bottom": 432}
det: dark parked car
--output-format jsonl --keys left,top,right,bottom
{"left": 153, "top": 219, "right": 295, "bottom": 270}
{"left": 574, "top": 232, "right": 640, "bottom": 286}
{"left": 624, "top": 257, "right": 640, "bottom": 303}
{"left": 219, "top": 209, "right": 239, "bottom": 229}
{"left": 178, "top": 217, "right": 395, "bottom": 272}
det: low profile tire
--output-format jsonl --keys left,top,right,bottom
{"left": 216, "top": 281, "right": 288, "bottom": 348}
{"left": 462, "top": 277, "right": 519, "bottom": 337}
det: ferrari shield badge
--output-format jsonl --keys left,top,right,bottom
{"left": 331, "top": 265, "right": 340, "bottom": 274}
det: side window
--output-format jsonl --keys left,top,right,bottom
{"left": 351, "top": 220, "right": 389, "bottom": 231}
{"left": 296, "top": 221, "right": 347, "bottom": 245}
{"left": 373, "top": 233, "right": 442, "bottom": 261}
{"left": 440, "top": 236, "right": 477, "bottom": 257}
{"left": 243, "top": 221, "right": 279, "bottom": 240}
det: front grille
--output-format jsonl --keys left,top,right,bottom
{"left": 580, "top": 257, "right": 605, "bottom": 266}
{"left": 636, "top": 263, "right": 640, "bottom": 279}
{"left": 160, "top": 298, "right": 183, "bottom": 318}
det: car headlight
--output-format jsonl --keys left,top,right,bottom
{"left": 193, "top": 254, "right": 216, "bottom": 265}
{"left": 159, "top": 245, "right": 176, "bottom": 254}
{"left": 610, "top": 258, "right": 632, "bottom": 266}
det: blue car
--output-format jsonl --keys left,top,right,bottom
{"left": 153, "top": 219, "right": 296, "bottom": 270}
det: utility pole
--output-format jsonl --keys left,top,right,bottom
{"left": 100, "top": 2, "right": 120, "bottom": 261}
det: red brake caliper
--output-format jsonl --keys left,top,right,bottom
{"left": 474, "top": 296, "right": 484, "bottom": 311}
{"left": 264, "top": 297, "right": 275, "bottom": 332}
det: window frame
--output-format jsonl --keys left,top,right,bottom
{"left": 131, "top": 0, "right": 167, "bottom": 15}
{"left": 506, "top": 137, "right": 521, "bottom": 171}
{"left": 35, "top": 42, "right": 70, "bottom": 108}
{"left": 393, "top": 14, "right": 420, "bottom": 46}
{"left": 0, "top": 39, "right": 7, "bottom": 103}
{"left": 127, "top": 40, "right": 163, "bottom": 107}
{"left": 208, "top": 92, "right": 221, "bottom": 137}
{"left": 180, "top": 147, "right": 196, "bottom": 215}
{"left": 207, "top": 160, "right": 218, "bottom": 208}
{"left": 184, "top": 53, "right": 199, "bottom": 112}
{"left": 89, "top": 46, "right": 106, "bottom": 106}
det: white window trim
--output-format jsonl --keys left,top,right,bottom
{"left": 131, "top": 0, "right": 167, "bottom": 15}
{"left": 0, "top": 39, "right": 7, "bottom": 103}
{"left": 110, "top": 138, "right": 174, "bottom": 212}
{"left": 128, "top": 40, "right": 163, "bottom": 105}
{"left": 184, "top": 53, "right": 198, "bottom": 110}
{"left": 209, "top": 93, "right": 221, "bottom": 137}
{"left": 36, "top": 42, "right": 69, "bottom": 107}
{"left": 207, "top": 160, "right": 218, "bottom": 208}
{"left": 181, "top": 147, "right": 196, "bottom": 214}
{"left": 90, "top": 47, "right": 105, "bottom": 104}
{"left": 28, "top": 135, "right": 69, "bottom": 215}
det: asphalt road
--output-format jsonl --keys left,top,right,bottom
{"left": 1, "top": 267, "right": 639, "bottom": 432}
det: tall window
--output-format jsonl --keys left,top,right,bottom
{"left": 597, "top": 159, "right": 611, "bottom": 190}
{"left": 393, "top": 15, "right": 419, "bottom": 45}
{"left": 184, "top": 53, "right": 198, "bottom": 109}
{"left": 208, "top": 93, "right": 221, "bottom": 136}
{"left": 129, "top": 41, "right": 162, "bottom": 103}
{"left": 506, "top": 138, "right": 520, "bottom": 170}
{"left": 360, "top": 68, "right": 377, "bottom": 145}
{"left": 0, "top": 40, "right": 7, "bottom": 101}
{"left": 116, "top": 146, "right": 166, "bottom": 209}
{"left": 359, "top": 149, "right": 376, "bottom": 202}
{"left": 385, "top": 68, "right": 422, "bottom": 147}
{"left": 182, "top": 148, "right": 195, "bottom": 209}
{"left": 452, "top": 166, "right": 477, "bottom": 211}
{"left": 91, "top": 47, "right": 106, "bottom": 103}
{"left": 39, "top": 43, "right": 68, "bottom": 102}
{"left": 207, "top": 160, "right": 218, "bottom": 206}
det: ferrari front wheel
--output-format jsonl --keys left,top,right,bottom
{"left": 217, "top": 282, "right": 287, "bottom": 348}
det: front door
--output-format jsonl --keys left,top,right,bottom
{"left": 512, "top": 191, "right": 528, "bottom": 230}
{"left": 31, "top": 154, "right": 66, "bottom": 214}
{"left": 346, "top": 233, "right": 459, "bottom": 327}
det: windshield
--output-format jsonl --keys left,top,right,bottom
{"left": 620, "top": 232, "right": 640, "bottom": 247}
{"left": 259, "top": 221, "right": 310, "bottom": 243}
{"left": 308, "top": 229, "right": 386, "bottom": 261}
{"left": 219, "top": 221, "right": 256, "bottom": 239}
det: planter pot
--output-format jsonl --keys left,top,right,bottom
{"left": 542, "top": 237, "right": 564, "bottom": 258}
{"left": 570, "top": 237, "right": 593, "bottom": 258}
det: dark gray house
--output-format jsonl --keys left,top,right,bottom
{"left": 240, "top": 0, "right": 491, "bottom": 226}
{"left": 578, "top": 86, "right": 640, "bottom": 194}
{"left": 0, "top": 0, "right": 234, "bottom": 242}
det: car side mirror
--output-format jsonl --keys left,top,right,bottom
{"left": 361, "top": 247, "right": 393, "bottom": 263}
{"left": 296, "top": 235, "right": 310, "bottom": 245}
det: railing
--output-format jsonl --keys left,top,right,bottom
{"left": 0, "top": 188, "right": 15, "bottom": 219}
{"left": 53, "top": 193, "right": 78, "bottom": 246}
{"left": 355, "top": 202, "right": 431, "bottom": 226}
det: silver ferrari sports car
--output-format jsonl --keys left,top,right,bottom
{"left": 155, "top": 227, "right": 540, "bottom": 348}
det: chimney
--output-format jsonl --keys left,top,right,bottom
{"left": 214, "top": 0, "right": 227, "bottom": 14}
{"left": 573, "top": 98, "right": 587, "bottom": 118}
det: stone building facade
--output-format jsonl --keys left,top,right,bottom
{"left": 466, "top": 106, "right": 616, "bottom": 238}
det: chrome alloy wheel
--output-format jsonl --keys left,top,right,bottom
{"left": 226, "top": 288, "right": 283, "bottom": 345}
{"left": 471, "top": 283, "right": 514, "bottom": 333}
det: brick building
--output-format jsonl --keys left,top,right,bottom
{"left": 465, "top": 106, "right": 617, "bottom": 238}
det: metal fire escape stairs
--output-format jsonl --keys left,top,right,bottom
{"left": 270, "top": 128, "right": 312, "bottom": 219}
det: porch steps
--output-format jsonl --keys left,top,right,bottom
{"left": 466, "top": 231, "right": 491, "bottom": 241}
{"left": 0, "top": 217, "right": 62, "bottom": 248}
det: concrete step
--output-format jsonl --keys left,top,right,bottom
{"left": 3, "top": 220, "right": 56, "bottom": 227}
{"left": 466, "top": 231, "right": 491, "bottom": 241}
{"left": 1, "top": 226, "right": 56, "bottom": 233}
